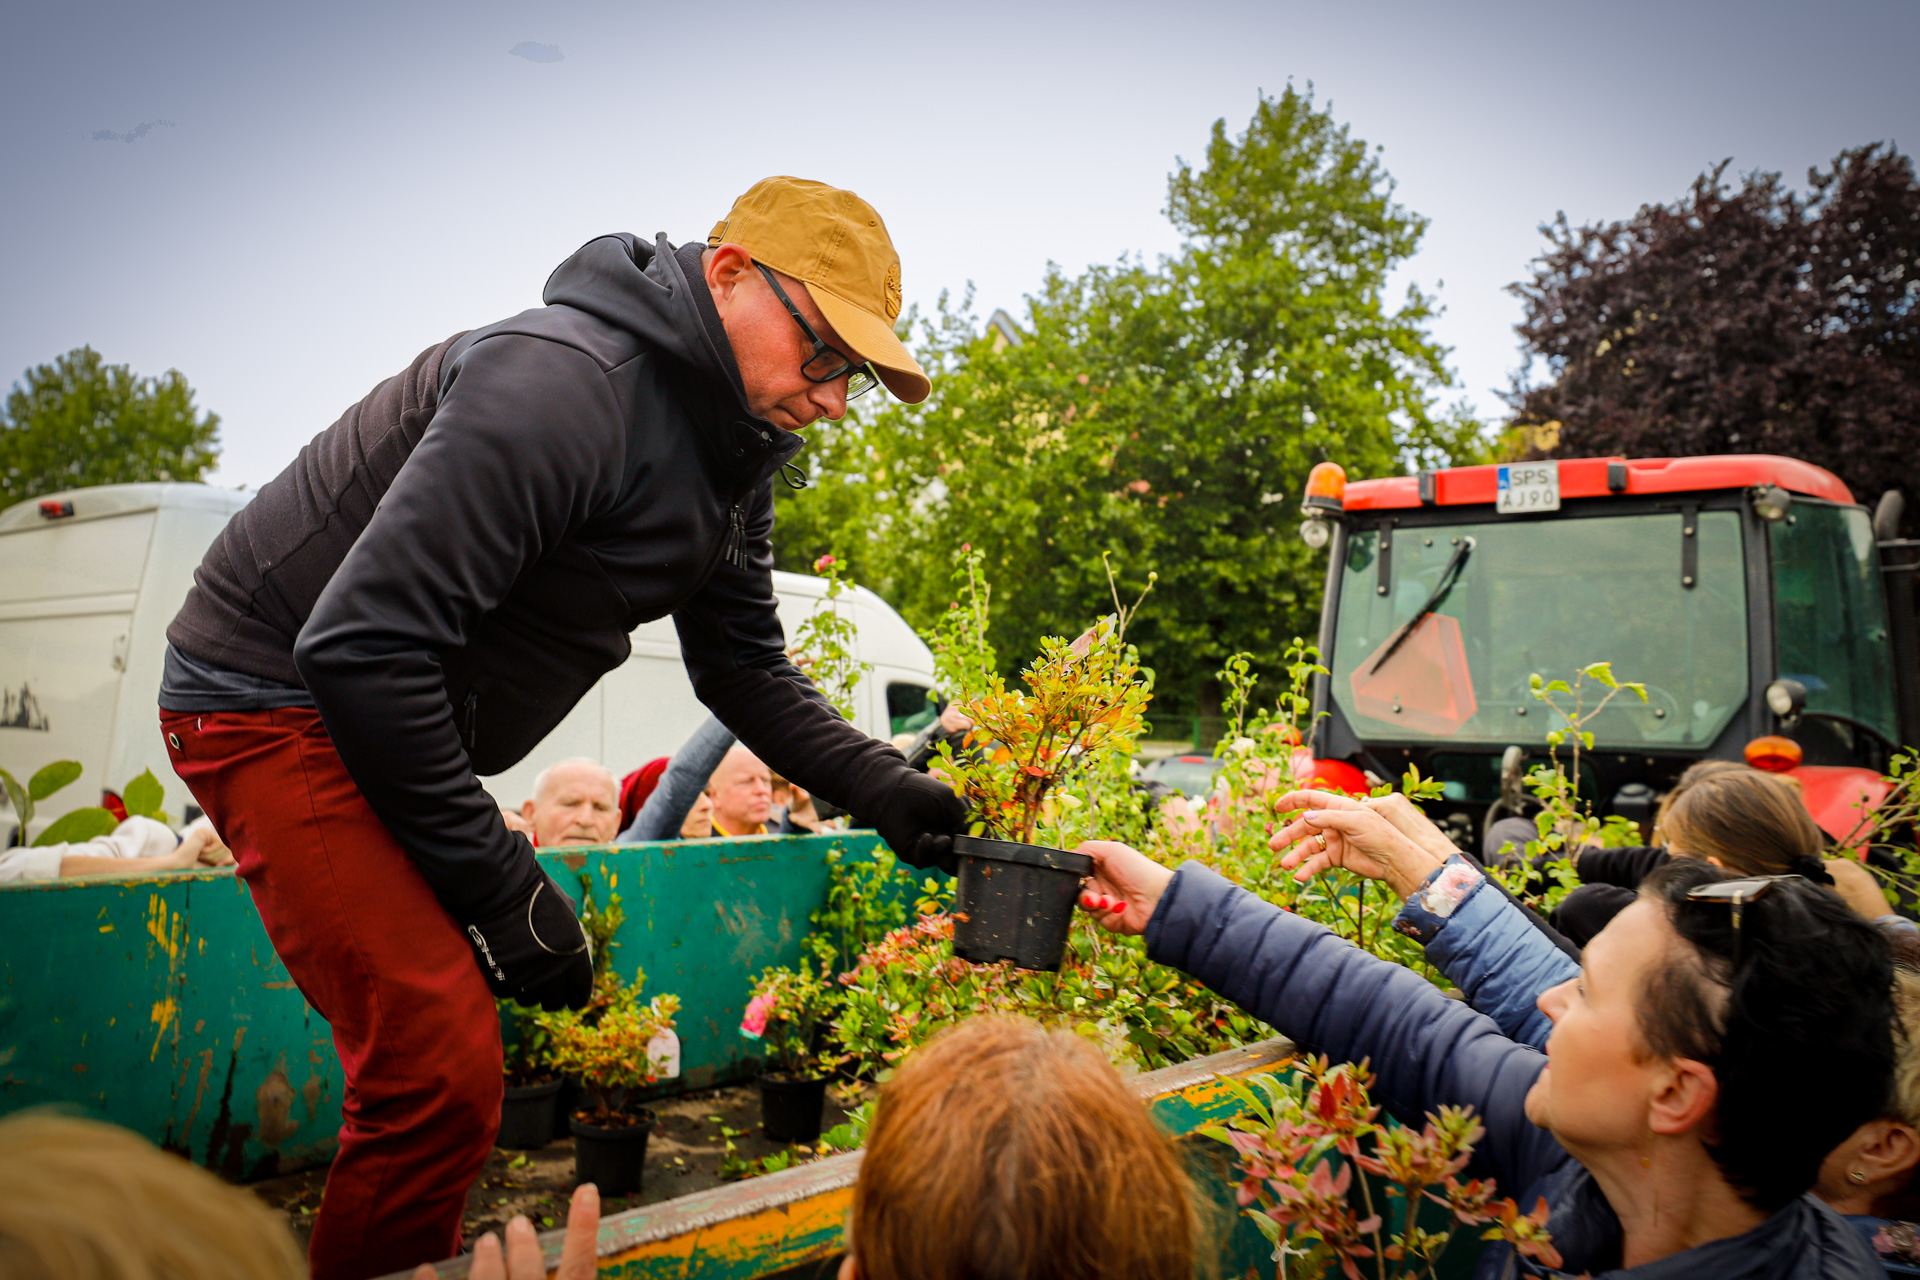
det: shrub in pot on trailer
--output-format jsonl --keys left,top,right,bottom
{"left": 740, "top": 957, "right": 838, "bottom": 1143}
{"left": 545, "top": 979, "right": 679, "bottom": 1195}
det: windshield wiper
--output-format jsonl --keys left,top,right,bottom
{"left": 1368, "top": 536, "right": 1476, "bottom": 674}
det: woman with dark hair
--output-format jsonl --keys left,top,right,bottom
{"left": 1078, "top": 826, "right": 1894, "bottom": 1276}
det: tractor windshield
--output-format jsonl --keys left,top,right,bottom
{"left": 1329, "top": 511, "right": 1748, "bottom": 748}
{"left": 1770, "top": 501, "right": 1899, "bottom": 745}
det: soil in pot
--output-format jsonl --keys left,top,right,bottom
{"left": 569, "top": 1110, "right": 654, "bottom": 1197}
{"left": 758, "top": 1074, "right": 829, "bottom": 1144}
{"left": 951, "top": 834, "right": 1093, "bottom": 971}
{"left": 498, "top": 1078, "right": 562, "bottom": 1150}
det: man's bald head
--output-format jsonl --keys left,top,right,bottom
{"left": 522, "top": 757, "right": 619, "bottom": 847}
{"left": 706, "top": 744, "right": 772, "bottom": 835}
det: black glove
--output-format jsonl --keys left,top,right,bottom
{"left": 865, "top": 769, "right": 968, "bottom": 875}
{"left": 464, "top": 864, "right": 594, "bottom": 1011}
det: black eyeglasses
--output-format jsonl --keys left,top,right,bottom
{"left": 1685, "top": 874, "right": 1804, "bottom": 965}
{"left": 755, "top": 263, "right": 881, "bottom": 401}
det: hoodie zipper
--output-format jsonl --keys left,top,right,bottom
{"left": 723, "top": 504, "right": 749, "bottom": 569}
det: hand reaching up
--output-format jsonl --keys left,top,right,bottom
{"left": 414, "top": 1183, "right": 599, "bottom": 1280}
{"left": 1269, "top": 790, "right": 1446, "bottom": 900}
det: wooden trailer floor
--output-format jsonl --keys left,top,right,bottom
{"left": 246, "top": 1083, "right": 856, "bottom": 1254}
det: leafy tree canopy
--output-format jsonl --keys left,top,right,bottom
{"left": 0, "top": 347, "right": 221, "bottom": 507}
{"left": 1507, "top": 144, "right": 1920, "bottom": 530}
{"left": 777, "top": 87, "right": 1481, "bottom": 716}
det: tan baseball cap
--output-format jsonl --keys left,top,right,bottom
{"left": 707, "top": 176, "right": 929, "bottom": 404}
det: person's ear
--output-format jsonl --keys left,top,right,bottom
{"left": 521, "top": 800, "right": 537, "bottom": 822}
{"left": 1862, "top": 1119, "right": 1920, "bottom": 1181}
{"left": 705, "top": 243, "right": 755, "bottom": 309}
{"left": 837, "top": 1254, "right": 857, "bottom": 1280}
{"left": 1648, "top": 1057, "right": 1719, "bottom": 1136}
{"left": 1705, "top": 856, "right": 1724, "bottom": 868}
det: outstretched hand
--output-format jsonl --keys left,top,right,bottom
{"left": 1074, "top": 840, "right": 1174, "bottom": 935}
{"left": 1269, "top": 790, "right": 1446, "bottom": 900}
{"left": 415, "top": 1183, "right": 599, "bottom": 1280}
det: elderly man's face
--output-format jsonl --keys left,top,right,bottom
{"left": 704, "top": 245, "right": 862, "bottom": 434}
{"left": 522, "top": 761, "right": 619, "bottom": 847}
{"left": 707, "top": 746, "right": 773, "bottom": 834}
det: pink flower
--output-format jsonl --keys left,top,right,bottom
{"left": 740, "top": 993, "right": 774, "bottom": 1040}
{"left": 814, "top": 554, "right": 835, "bottom": 573}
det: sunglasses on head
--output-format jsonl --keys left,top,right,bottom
{"left": 1684, "top": 874, "right": 1804, "bottom": 965}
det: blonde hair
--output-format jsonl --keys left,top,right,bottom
{"left": 0, "top": 1113, "right": 305, "bottom": 1280}
{"left": 849, "top": 1016, "right": 1197, "bottom": 1280}
{"left": 1889, "top": 973, "right": 1920, "bottom": 1130}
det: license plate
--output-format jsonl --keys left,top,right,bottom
{"left": 1497, "top": 462, "right": 1560, "bottom": 514}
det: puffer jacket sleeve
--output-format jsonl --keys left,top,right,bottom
{"left": 1398, "top": 857, "right": 1581, "bottom": 1050}
{"left": 1146, "top": 862, "right": 1570, "bottom": 1197}
{"left": 672, "top": 482, "right": 925, "bottom": 824}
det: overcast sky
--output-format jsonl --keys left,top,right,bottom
{"left": 3, "top": 0, "right": 1915, "bottom": 489}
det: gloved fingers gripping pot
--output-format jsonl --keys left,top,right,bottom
{"left": 463, "top": 861, "right": 594, "bottom": 1011}
{"left": 865, "top": 768, "right": 969, "bottom": 876}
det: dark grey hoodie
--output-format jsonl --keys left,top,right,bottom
{"left": 166, "top": 234, "right": 939, "bottom": 925}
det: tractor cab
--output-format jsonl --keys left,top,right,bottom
{"left": 1298, "top": 455, "right": 1920, "bottom": 848}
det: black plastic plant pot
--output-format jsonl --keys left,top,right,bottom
{"left": 759, "top": 1074, "right": 829, "bottom": 1144}
{"left": 951, "top": 834, "right": 1095, "bottom": 972}
{"left": 552, "top": 1077, "right": 583, "bottom": 1140}
{"left": 498, "top": 1078, "right": 562, "bottom": 1150}
{"left": 569, "top": 1110, "right": 654, "bottom": 1197}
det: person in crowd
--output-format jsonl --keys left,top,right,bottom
{"left": 770, "top": 772, "right": 826, "bottom": 834}
{"left": 1488, "top": 761, "right": 1839, "bottom": 947}
{"left": 1078, "top": 827, "right": 1894, "bottom": 1276}
{"left": 707, "top": 743, "right": 774, "bottom": 838}
{"left": 680, "top": 790, "right": 716, "bottom": 840}
{"left": 519, "top": 758, "right": 620, "bottom": 848}
{"left": 1817, "top": 971, "right": 1920, "bottom": 1274}
{"left": 840, "top": 1015, "right": 1196, "bottom": 1280}
{"left": 0, "top": 814, "right": 231, "bottom": 882}
{"left": 617, "top": 716, "right": 736, "bottom": 843}
{"left": 617, "top": 758, "right": 669, "bottom": 833}
{"left": 0, "top": 1112, "right": 306, "bottom": 1280}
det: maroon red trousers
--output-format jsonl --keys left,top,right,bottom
{"left": 162, "top": 707, "right": 501, "bottom": 1280}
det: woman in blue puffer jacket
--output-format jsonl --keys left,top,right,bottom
{"left": 1272, "top": 787, "right": 1920, "bottom": 1275}
{"left": 1076, "top": 812, "right": 1894, "bottom": 1278}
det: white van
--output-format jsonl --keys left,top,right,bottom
{"left": 0, "top": 482, "right": 938, "bottom": 838}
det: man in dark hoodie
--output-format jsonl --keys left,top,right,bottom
{"left": 156, "top": 177, "right": 965, "bottom": 1280}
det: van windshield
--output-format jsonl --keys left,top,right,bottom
{"left": 1329, "top": 511, "right": 1749, "bottom": 748}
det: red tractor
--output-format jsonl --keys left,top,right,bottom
{"left": 1295, "top": 454, "right": 1919, "bottom": 850}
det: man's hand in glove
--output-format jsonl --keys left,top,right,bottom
{"left": 868, "top": 769, "right": 968, "bottom": 874}
{"left": 464, "top": 863, "right": 594, "bottom": 1011}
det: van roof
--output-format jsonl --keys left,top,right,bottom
{"left": 0, "top": 482, "right": 253, "bottom": 534}
{"left": 1342, "top": 454, "right": 1855, "bottom": 512}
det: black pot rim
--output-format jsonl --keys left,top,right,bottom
{"left": 952, "top": 833, "right": 1093, "bottom": 876}
{"left": 568, "top": 1109, "right": 655, "bottom": 1139}
{"left": 759, "top": 1071, "right": 830, "bottom": 1087}
{"left": 503, "top": 1077, "right": 563, "bottom": 1098}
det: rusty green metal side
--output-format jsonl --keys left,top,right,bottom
{"left": 537, "top": 833, "right": 896, "bottom": 1093}
{"left": 0, "top": 866, "right": 340, "bottom": 1180}
{"left": 0, "top": 832, "right": 892, "bottom": 1178}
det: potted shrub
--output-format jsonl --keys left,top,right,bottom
{"left": 496, "top": 1000, "right": 562, "bottom": 1149}
{"left": 739, "top": 958, "right": 837, "bottom": 1143}
{"left": 547, "top": 987, "right": 679, "bottom": 1196}
{"left": 931, "top": 549, "right": 1154, "bottom": 970}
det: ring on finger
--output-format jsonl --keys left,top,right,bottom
{"left": 1314, "top": 833, "right": 1329, "bottom": 851}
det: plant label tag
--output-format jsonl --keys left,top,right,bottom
{"left": 1497, "top": 462, "right": 1559, "bottom": 514}
{"left": 647, "top": 1029, "right": 681, "bottom": 1078}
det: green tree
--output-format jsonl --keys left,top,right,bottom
{"left": 777, "top": 88, "right": 1480, "bottom": 717}
{"left": 0, "top": 347, "right": 221, "bottom": 505}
